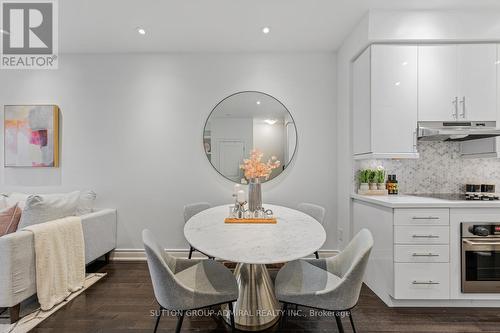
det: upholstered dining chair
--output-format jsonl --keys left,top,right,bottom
{"left": 142, "top": 229, "right": 238, "bottom": 333}
{"left": 275, "top": 228, "right": 373, "bottom": 333}
{"left": 297, "top": 203, "right": 326, "bottom": 259}
{"left": 183, "top": 202, "right": 214, "bottom": 259}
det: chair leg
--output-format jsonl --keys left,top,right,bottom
{"left": 175, "top": 311, "right": 185, "bottom": 333}
{"left": 9, "top": 304, "right": 20, "bottom": 324}
{"left": 228, "top": 302, "right": 235, "bottom": 332}
{"left": 348, "top": 310, "right": 357, "bottom": 333}
{"left": 335, "top": 311, "right": 345, "bottom": 333}
{"left": 314, "top": 251, "right": 319, "bottom": 259}
{"left": 188, "top": 246, "right": 194, "bottom": 259}
{"left": 280, "top": 302, "right": 288, "bottom": 329}
{"left": 153, "top": 306, "right": 162, "bottom": 333}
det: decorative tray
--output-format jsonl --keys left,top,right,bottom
{"left": 357, "top": 189, "right": 388, "bottom": 196}
{"left": 224, "top": 218, "right": 277, "bottom": 224}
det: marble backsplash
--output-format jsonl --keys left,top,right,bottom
{"left": 355, "top": 142, "right": 500, "bottom": 194}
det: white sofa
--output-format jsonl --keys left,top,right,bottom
{"left": 0, "top": 208, "right": 117, "bottom": 322}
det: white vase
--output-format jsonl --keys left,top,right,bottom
{"left": 369, "top": 183, "right": 377, "bottom": 190}
{"left": 359, "top": 183, "right": 369, "bottom": 191}
{"left": 377, "top": 183, "right": 385, "bottom": 190}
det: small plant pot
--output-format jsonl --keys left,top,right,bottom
{"left": 377, "top": 183, "right": 386, "bottom": 190}
{"left": 369, "top": 183, "right": 377, "bottom": 190}
{"left": 359, "top": 183, "right": 369, "bottom": 191}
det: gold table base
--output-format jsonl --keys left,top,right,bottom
{"left": 222, "top": 263, "right": 281, "bottom": 331}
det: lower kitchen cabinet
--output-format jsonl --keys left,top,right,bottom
{"left": 394, "top": 263, "right": 450, "bottom": 299}
{"left": 352, "top": 195, "right": 500, "bottom": 306}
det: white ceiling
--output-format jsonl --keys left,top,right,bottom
{"left": 59, "top": 0, "right": 500, "bottom": 53}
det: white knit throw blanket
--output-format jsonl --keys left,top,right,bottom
{"left": 24, "top": 216, "right": 85, "bottom": 311}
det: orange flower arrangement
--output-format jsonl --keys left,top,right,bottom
{"left": 241, "top": 149, "right": 281, "bottom": 180}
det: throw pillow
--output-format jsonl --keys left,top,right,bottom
{"left": 0, "top": 204, "right": 22, "bottom": 236}
{"left": 6, "top": 192, "right": 31, "bottom": 209}
{"left": 76, "top": 190, "right": 97, "bottom": 216}
{"left": 0, "top": 194, "right": 8, "bottom": 210}
{"left": 18, "top": 191, "right": 81, "bottom": 229}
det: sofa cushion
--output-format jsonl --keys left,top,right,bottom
{"left": 18, "top": 191, "right": 81, "bottom": 229}
{"left": 0, "top": 204, "right": 22, "bottom": 236}
{"left": 76, "top": 190, "right": 97, "bottom": 216}
{"left": 0, "top": 194, "right": 8, "bottom": 210}
{"left": 6, "top": 192, "right": 31, "bottom": 209}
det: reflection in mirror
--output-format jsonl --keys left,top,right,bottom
{"left": 204, "top": 91, "right": 297, "bottom": 184}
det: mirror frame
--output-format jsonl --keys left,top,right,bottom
{"left": 203, "top": 90, "right": 298, "bottom": 184}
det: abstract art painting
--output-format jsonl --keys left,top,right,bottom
{"left": 4, "top": 105, "right": 59, "bottom": 167}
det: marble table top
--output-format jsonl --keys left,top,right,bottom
{"left": 184, "top": 204, "right": 326, "bottom": 264}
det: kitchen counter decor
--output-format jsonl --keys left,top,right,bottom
{"left": 357, "top": 166, "right": 388, "bottom": 195}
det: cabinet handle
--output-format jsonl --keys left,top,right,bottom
{"left": 412, "top": 280, "right": 440, "bottom": 285}
{"left": 412, "top": 234, "right": 439, "bottom": 238}
{"left": 413, "top": 130, "right": 417, "bottom": 151}
{"left": 459, "top": 96, "right": 466, "bottom": 119}
{"left": 412, "top": 216, "right": 440, "bottom": 220}
{"left": 452, "top": 97, "right": 458, "bottom": 119}
{"left": 412, "top": 253, "right": 439, "bottom": 257}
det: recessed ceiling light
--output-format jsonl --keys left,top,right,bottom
{"left": 0, "top": 29, "right": 9, "bottom": 35}
{"left": 264, "top": 119, "right": 277, "bottom": 125}
{"left": 496, "top": 60, "right": 500, "bottom": 65}
{"left": 262, "top": 27, "right": 270, "bottom": 34}
{"left": 402, "top": 61, "right": 408, "bottom": 66}
{"left": 256, "top": 100, "right": 261, "bottom": 105}
{"left": 394, "top": 81, "right": 401, "bottom": 86}
{"left": 137, "top": 27, "right": 146, "bottom": 35}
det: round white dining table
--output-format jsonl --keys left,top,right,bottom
{"left": 184, "top": 204, "right": 326, "bottom": 331}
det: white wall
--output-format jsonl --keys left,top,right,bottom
{"left": 336, "top": 15, "right": 370, "bottom": 248}
{"left": 0, "top": 53, "right": 337, "bottom": 250}
{"left": 336, "top": 10, "right": 500, "bottom": 248}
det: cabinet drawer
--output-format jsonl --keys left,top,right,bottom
{"left": 394, "top": 245, "right": 449, "bottom": 263}
{"left": 394, "top": 209, "right": 449, "bottom": 225}
{"left": 394, "top": 263, "right": 450, "bottom": 299}
{"left": 394, "top": 226, "right": 449, "bottom": 244}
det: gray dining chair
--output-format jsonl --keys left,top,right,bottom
{"left": 297, "top": 203, "right": 326, "bottom": 259}
{"left": 143, "top": 229, "right": 238, "bottom": 333}
{"left": 184, "top": 202, "right": 214, "bottom": 259}
{"left": 275, "top": 228, "right": 373, "bottom": 333}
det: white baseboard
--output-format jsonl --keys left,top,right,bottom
{"left": 110, "top": 248, "right": 339, "bottom": 262}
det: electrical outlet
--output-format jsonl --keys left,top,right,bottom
{"left": 338, "top": 227, "right": 344, "bottom": 242}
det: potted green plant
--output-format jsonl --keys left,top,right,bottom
{"left": 358, "top": 169, "right": 370, "bottom": 192}
{"left": 368, "top": 169, "right": 377, "bottom": 190}
{"left": 375, "top": 166, "right": 386, "bottom": 190}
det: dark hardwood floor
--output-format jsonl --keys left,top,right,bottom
{"left": 31, "top": 262, "right": 500, "bottom": 333}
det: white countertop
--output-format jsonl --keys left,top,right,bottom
{"left": 351, "top": 193, "right": 500, "bottom": 208}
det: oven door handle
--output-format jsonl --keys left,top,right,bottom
{"left": 462, "top": 239, "right": 500, "bottom": 251}
{"left": 463, "top": 239, "right": 500, "bottom": 246}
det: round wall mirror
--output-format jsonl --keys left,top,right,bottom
{"left": 204, "top": 91, "right": 297, "bottom": 184}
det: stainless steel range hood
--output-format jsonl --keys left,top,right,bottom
{"left": 418, "top": 121, "right": 500, "bottom": 142}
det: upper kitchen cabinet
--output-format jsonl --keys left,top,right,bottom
{"left": 353, "top": 45, "right": 419, "bottom": 159}
{"left": 418, "top": 44, "right": 497, "bottom": 122}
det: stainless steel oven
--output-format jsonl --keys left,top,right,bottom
{"left": 462, "top": 222, "right": 500, "bottom": 293}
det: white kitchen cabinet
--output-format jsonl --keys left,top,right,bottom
{"left": 457, "top": 44, "right": 498, "bottom": 121}
{"left": 460, "top": 44, "right": 500, "bottom": 158}
{"left": 418, "top": 45, "right": 458, "bottom": 121}
{"left": 419, "top": 44, "right": 497, "bottom": 122}
{"left": 353, "top": 45, "right": 419, "bottom": 159}
{"left": 353, "top": 196, "right": 500, "bottom": 305}
{"left": 394, "top": 263, "right": 450, "bottom": 300}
